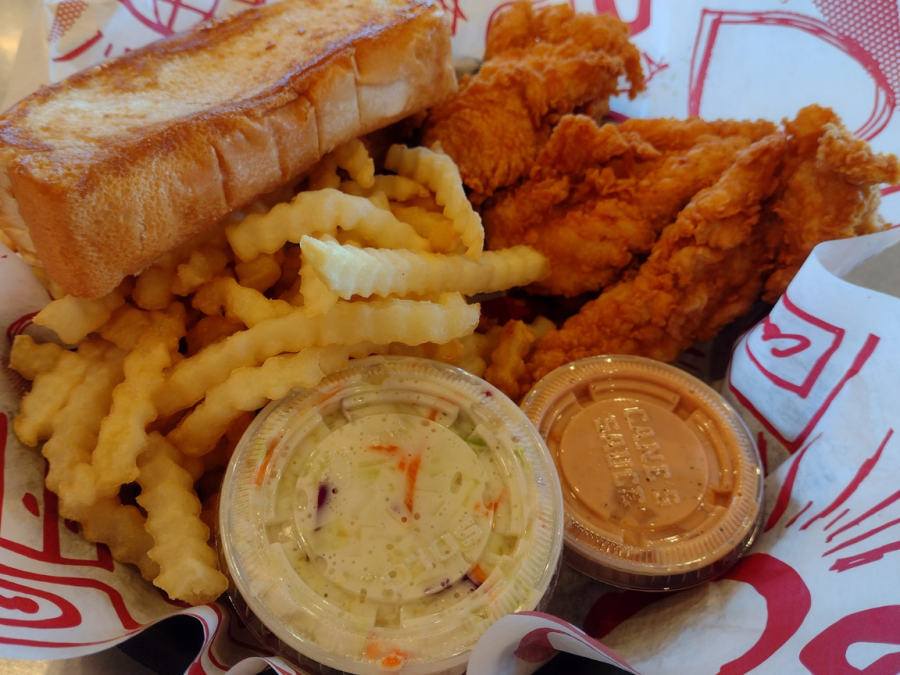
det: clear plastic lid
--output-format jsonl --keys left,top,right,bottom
{"left": 521, "top": 355, "right": 763, "bottom": 591}
{"left": 219, "top": 356, "right": 563, "bottom": 674}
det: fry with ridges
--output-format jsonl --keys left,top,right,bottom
{"left": 333, "top": 138, "right": 375, "bottom": 189}
{"left": 384, "top": 144, "right": 484, "bottom": 259}
{"left": 42, "top": 347, "right": 126, "bottom": 493}
{"left": 169, "top": 343, "right": 385, "bottom": 457}
{"left": 14, "top": 340, "right": 109, "bottom": 446}
{"left": 34, "top": 287, "right": 126, "bottom": 344}
{"left": 156, "top": 293, "right": 479, "bottom": 418}
{"left": 339, "top": 175, "right": 429, "bottom": 201}
{"left": 60, "top": 316, "right": 184, "bottom": 510}
{"left": 226, "top": 189, "right": 431, "bottom": 262}
{"left": 9, "top": 335, "right": 64, "bottom": 381}
{"left": 301, "top": 238, "right": 549, "bottom": 299}
{"left": 137, "top": 433, "right": 228, "bottom": 605}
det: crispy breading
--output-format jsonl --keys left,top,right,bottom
{"left": 422, "top": 1, "right": 644, "bottom": 199}
{"left": 484, "top": 115, "right": 776, "bottom": 297}
{"left": 527, "top": 134, "right": 787, "bottom": 382}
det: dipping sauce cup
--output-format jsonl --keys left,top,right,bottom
{"left": 521, "top": 355, "right": 763, "bottom": 591}
{"left": 220, "top": 356, "right": 563, "bottom": 674}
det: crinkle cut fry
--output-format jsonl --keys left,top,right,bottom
{"left": 300, "top": 236, "right": 549, "bottom": 299}
{"left": 12, "top": 334, "right": 158, "bottom": 577}
{"left": 384, "top": 144, "right": 484, "bottom": 259}
{"left": 195, "top": 276, "right": 295, "bottom": 327}
{"left": 137, "top": 433, "right": 227, "bottom": 605}
{"left": 70, "top": 497, "right": 160, "bottom": 582}
{"left": 13, "top": 339, "right": 109, "bottom": 447}
{"left": 8, "top": 335, "right": 64, "bottom": 381}
{"left": 339, "top": 175, "right": 429, "bottom": 202}
{"left": 527, "top": 133, "right": 787, "bottom": 384}
{"left": 484, "top": 320, "right": 539, "bottom": 401}
{"left": 42, "top": 346, "right": 127, "bottom": 493}
{"left": 168, "top": 343, "right": 386, "bottom": 458}
{"left": 332, "top": 138, "right": 375, "bottom": 189}
{"left": 225, "top": 189, "right": 430, "bottom": 262}
{"left": 33, "top": 286, "right": 127, "bottom": 344}
{"left": 156, "top": 293, "right": 480, "bottom": 418}
{"left": 60, "top": 316, "right": 184, "bottom": 511}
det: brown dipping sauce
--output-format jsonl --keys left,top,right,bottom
{"left": 522, "top": 356, "right": 764, "bottom": 591}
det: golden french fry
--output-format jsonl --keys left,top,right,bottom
{"left": 99, "top": 303, "right": 186, "bottom": 352}
{"left": 156, "top": 293, "right": 479, "bottom": 418}
{"left": 137, "top": 433, "right": 228, "bottom": 605}
{"left": 390, "top": 204, "right": 461, "bottom": 254}
{"left": 224, "top": 279, "right": 295, "bottom": 327}
{"left": 196, "top": 276, "right": 295, "bottom": 328}
{"left": 384, "top": 144, "right": 484, "bottom": 259}
{"left": 9, "top": 335, "right": 64, "bottom": 381}
{"left": 484, "top": 320, "right": 540, "bottom": 401}
{"left": 98, "top": 304, "right": 153, "bottom": 351}
{"left": 13, "top": 339, "right": 110, "bottom": 446}
{"left": 340, "top": 175, "right": 429, "bottom": 201}
{"left": 169, "top": 343, "right": 385, "bottom": 457}
{"left": 133, "top": 221, "right": 230, "bottom": 310}
{"left": 42, "top": 346, "right": 126, "bottom": 493}
{"left": 299, "top": 264, "right": 339, "bottom": 316}
{"left": 68, "top": 497, "right": 160, "bottom": 582}
{"left": 172, "top": 245, "right": 231, "bottom": 296}
{"left": 133, "top": 265, "right": 176, "bottom": 311}
{"left": 60, "top": 317, "right": 184, "bottom": 510}
{"left": 191, "top": 273, "right": 232, "bottom": 316}
{"left": 308, "top": 153, "right": 341, "bottom": 191}
{"left": 387, "top": 339, "right": 465, "bottom": 365}
{"left": 455, "top": 330, "right": 497, "bottom": 378}
{"left": 367, "top": 191, "right": 391, "bottom": 211}
{"left": 200, "top": 411, "right": 254, "bottom": 476}
{"left": 33, "top": 286, "right": 127, "bottom": 344}
{"left": 235, "top": 250, "right": 284, "bottom": 293}
{"left": 134, "top": 221, "right": 232, "bottom": 310}
{"left": 301, "top": 238, "right": 549, "bottom": 299}
{"left": 226, "top": 189, "right": 430, "bottom": 262}
{"left": 186, "top": 315, "right": 244, "bottom": 356}
{"left": 182, "top": 455, "right": 206, "bottom": 482}
{"left": 333, "top": 138, "right": 375, "bottom": 189}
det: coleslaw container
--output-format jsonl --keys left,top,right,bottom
{"left": 219, "top": 356, "right": 564, "bottom": 674}
{"left": 521, "top": 355, "right": 764, "bottom": 591}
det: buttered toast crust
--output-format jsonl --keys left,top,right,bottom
{"left": 0, "top": 0, "right": 455, "bottom": 298}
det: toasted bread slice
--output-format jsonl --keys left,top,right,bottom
{"left": 0, "top": 0, "right": 455, "bottom": 298}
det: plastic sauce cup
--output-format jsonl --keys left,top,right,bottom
{"left": 219, "top": 356, "right": 564, "bottom": 674}
{"left": 521, "top": 355, "right": 763, "bottom": 591}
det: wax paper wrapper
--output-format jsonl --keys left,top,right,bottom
{"left": 2, "top": 0, "right": 900, "bottom": 673}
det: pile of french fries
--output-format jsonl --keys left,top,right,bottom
{"left": 8, "top": 141, "right": 551, "bottom": 606}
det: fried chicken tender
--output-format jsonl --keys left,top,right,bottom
{"left": 484, "top": 115, "right": 778, "bottom": 297}
{"left": 422, "top": 1, "right": 644, "bottom": 199}
{"left": 527, "top": 133, "right": 787, "bottom": 382}
{"left": 518, "top": 105, "right": 899, "bottom": 387}
{"left": 762, "top": 105, "right": 900, "bottom": 300}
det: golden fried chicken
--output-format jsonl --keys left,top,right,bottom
{"left": 762, "top": 105, "right": 900, "bottom": 301}
{"left": 483, "top": 115, "right": 778, "bottom": 297}
{"left": 526, "top": 133, "right": 787, "bottom": 382}
{"left": 422, "top": 1, "right": 644, "bottom": 199}
{"left": 515, "top": 105, "right": 900, "bottom": 389}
